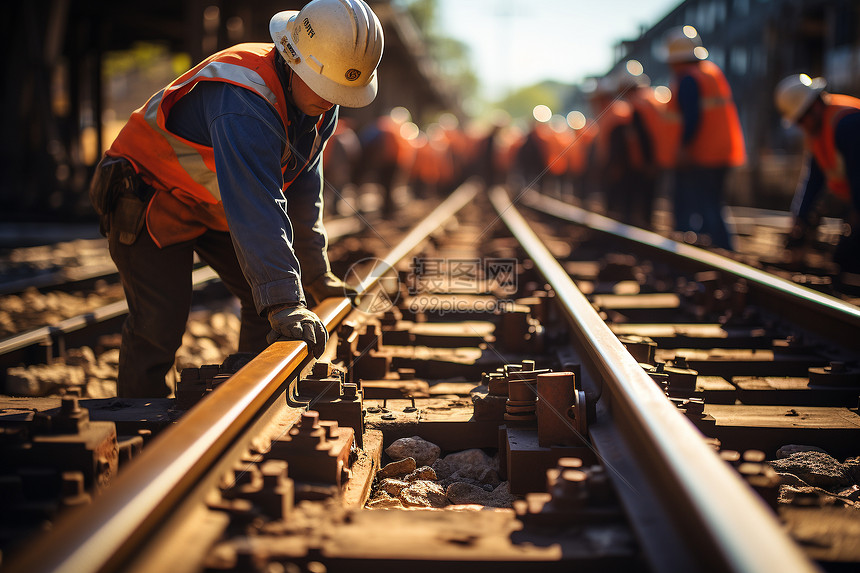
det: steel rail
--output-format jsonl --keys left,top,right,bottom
{"left": 0, "top": 217, "right": 365, "bottom": 357}
{"left": 6, "top": 182, "right": 478, "bottom": 573}
{"left": 490, "top": 186, "right": 817, "bottom": 573}
{"left": 0, "top": 267, "right": 215, "bottom": 357}
{"left": 521, "top": 189, "right": 860, "bottom": 348}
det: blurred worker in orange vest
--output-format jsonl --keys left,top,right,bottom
{"left": 587, "top": 76, "right": 642, "bottom": 223}
{"left": 514, "top": 114, "right": 556, "bottom": 194}
{"left": 776, "top": 74, "right": 860, "bottom": 285}
{"left": 616, "top": 61, "right": 679, "bottom": 230}
{"left": 321, "top": 117, "right": 362, "bottom": 216}
{"left": 88, "top": 0, "right": 381, "bottom": 397}
{"left": 356, "top": 107, "right": 414, "bottom": 216}
{"left": 663, "top": 26, "right": 746, "bottom": 250}
{"left": 563, "top": 111, "right": 596, "bottom": 205}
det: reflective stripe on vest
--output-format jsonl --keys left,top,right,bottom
{"left": 810, "top": 94, "right": 860, "bottom": 201}
{"left": 144, "top": 62, "right": 279, "bottom": 201}
{"left": 107, "top": 44, "right": 289, "bottom": 206}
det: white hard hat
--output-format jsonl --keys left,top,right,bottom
{"left": 663, "top": 26, "right": 708, "bottom": 63}
{"left": 270, "top": 0, "right": 384, "bottom": 108}
{"left": 774, "top": 74, "right": 826, "bottom": 125}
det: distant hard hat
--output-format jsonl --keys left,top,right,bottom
{"left": 270, "top": 0, "right": 384, "bottom": 108}
{"left": 774, "top": 74, "right": 826, "bottom": 125}
{"left": 663, "top": 26, "right": 708, "bottom": 63}
{"left": 616, "top": 61, "right": 651, "bottom": 90}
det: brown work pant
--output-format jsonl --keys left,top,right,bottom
{"left": 109, "top": 227, "right": 270, "bottom": 398}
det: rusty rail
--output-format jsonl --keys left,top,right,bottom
{"left": 521, "top": 189, "right": 860, "bottom": 350}
{"left": 6, "top": 182, "right": 478, "bottom": 573}
{"left": 490, "top": 186, "right": 817, "bottom": 573}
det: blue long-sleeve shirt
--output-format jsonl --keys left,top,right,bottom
{"left": 791, "top": 111, "right": 860, "bottom": 222}
{"left": 164, "top": 73, "right": 337, "bottom": 314}
{"left": 677, "top": 75, "right": 701, "bottom": 146}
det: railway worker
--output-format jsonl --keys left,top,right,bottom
{"left": 775, "top": 74, "right": 860, "bottom": 284}
{"left": 356, "top": 108, "right": 414, "bottom": 216}
{"left": 321, "top": 118, "right": 362, "bottom": 216}
{"left": 615, "top": 61, "right": 679, "bottom": 230}
{"left": 88, "top": 0, "right": 383, "bottom": 398}
{"left": 587, "top": 75, "right": 641, "bottom": 223}
{"left": 662, "top": 26, "right": 746, "bottom": 250}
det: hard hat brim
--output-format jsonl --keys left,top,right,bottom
{"left": 784, "top": 86, "right": 826, "bottom": 126}
{"left": 269, "top": 10, "right": 378, "bottom": 108}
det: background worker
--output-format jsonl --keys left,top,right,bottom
{"left": 587, "top": 75, "right": 640, "bottom": 223}
{"left": 775, "top": 74, "right": 860, "bottom": 286}
{"left": 616, "top": 61, "right": 679, "bottom": 230}
{"left": 89, "top": 0, "right": 382, "bottom": 398}
{"left": 663, "top": 26, "right": 746, "bottom": 250}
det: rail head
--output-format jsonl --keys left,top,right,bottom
{"left": 489, "top": 186, "right": 817, "bottom": 573}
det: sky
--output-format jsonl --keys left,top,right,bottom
{"left": 436, "top": 0, "right": 682, "bottom": 100}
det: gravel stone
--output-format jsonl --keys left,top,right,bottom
{"left": 775, "top": 444, "right": 827, "bottom": 459}
{"left": 378, "top": 478, "right": 409, "bottom": 497}
{"left": 432, "top": 448, "right": 500, "bottom": 488}
{"left": 405, "top": 466, "right": 437, "bottom": 482}
{"left": 385, "top": 436, "right": 441, "bottom": 467}
{"left": 378, "top": 457, "right": 417, "bottom": 479}
{"left": 446, "top": 481, "right": 515, "bottom": 508}
{"left": 769, "top": 451, "right": 851, "bottom": 488}
{"left": 400, "top": 480, "right": 448, "bottom": 508}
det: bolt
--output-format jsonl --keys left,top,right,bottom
{"left": 343, "top": 383, "right": 358, "bottom": 400}
{"left": 742, "top": 450, "right": 766, "bottom": 464}
{"left": 299, "top": 410, "right": 320, "bottom": 431}
{"left": 684, "top": 398, "right": 705, "bottom": 416}
{"left": 61, "top": 396, "right": 81, "bottom": 415}
{"left": 828, "top": 361, "right": 846, "bottom": 373}
{"left": 674, "top": 355, "right": 689, "bottom": 369}
{"left": 312, "top": 361, "right": 332, "bottom": 379}
{"left": 404, "top": 396, "right": 417, "bottom": 413}
{"left": 260, "top": 460, "right": 288, "bottom": 488}
{"left": 61, "top": 472, "right": 85, "bottom": 497}
{"left": 557, "top": 457, "right": 583, "bottom": 470}
{"left": 521, "top": 359, "right": 535, "bottom": 372}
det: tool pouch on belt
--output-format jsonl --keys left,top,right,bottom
{"left": 89, "top": 156, "right": 149, "bottom": 245}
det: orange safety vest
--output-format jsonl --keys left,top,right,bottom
{"left": 809, "top": 93, "right": 860, "bottom": 201}
{"left": 107, "top": 43, "right": 323, "bottom": 247}
{"left": 532, "top": 123, "right": 568, "bottom": 176}
{"left": 668, "top": 60, "right": 746, "bottom": 168}
{"left": 626, "top": 87, "right": 679, "bottom": 169}
{"left": 565, "top": 121, "right": 596, "bottom": 177}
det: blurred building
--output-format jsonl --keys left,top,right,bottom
{"left": 609, "top": 0, "right": 860, "bottom": 209}
{"left": 0, "top": 0, "right": 461, "bottom": 222}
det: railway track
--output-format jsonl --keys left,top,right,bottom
{"left": 2, "top": 182, "right": 859, "bottom": 572}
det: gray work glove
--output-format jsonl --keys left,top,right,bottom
{"left": 266, "top": 303, "right": 328, "bottom": 358}
{"left": 305, "top": 271, "right": 360, "bottom": 305}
